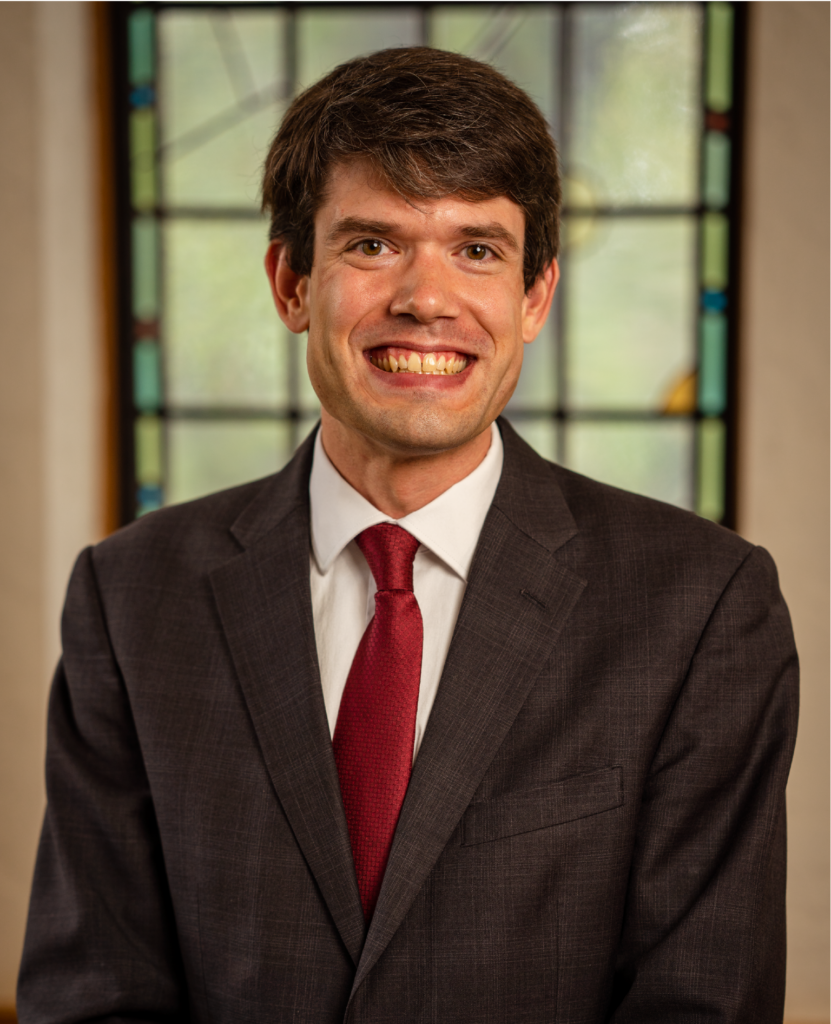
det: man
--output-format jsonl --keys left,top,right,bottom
{"left": 19, "top": 47, "right": 797, "bottom": 1022}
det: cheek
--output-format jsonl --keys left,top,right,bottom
{"left": 472, "top": 285, "right": 526, "bottom": 355}
{"left": 312, "top": 269, "right": 382, "bottom": 340}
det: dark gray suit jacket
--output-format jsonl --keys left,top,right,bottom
{"left": 18, "top": 419, "right": 798, "bottom": 1023}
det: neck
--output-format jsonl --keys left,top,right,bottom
{"left": 319, "top": 412, "right": 493, "bottom": 519}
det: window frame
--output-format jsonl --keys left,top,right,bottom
{"left": 109, "top": 1, "right": 746, "bottom": 528}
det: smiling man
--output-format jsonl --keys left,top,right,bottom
{"left": 19, "top": 47, "right": 797, "bottom": 1024}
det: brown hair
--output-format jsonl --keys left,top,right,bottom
{"left": 261, "top": 46, "right": 560, "bottom": 291}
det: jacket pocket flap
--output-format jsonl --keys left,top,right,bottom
{"left": 462, "top": 766, "right": 623, "bottom": 846}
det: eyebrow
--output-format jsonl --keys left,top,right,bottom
{"left": 325, "top": 217, "right": 521, "bottom": 253}
{"left": 457, "top": 223, "right": 520, "bottom": 253}
{"left": 325, "top": 218, "right": 396, "bottom": 244}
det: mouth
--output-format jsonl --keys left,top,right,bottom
{"left": 366, "top": 346, "right": 470, "bottom": 375}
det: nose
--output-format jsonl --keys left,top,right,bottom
{"left": 388, "top": 250, "right": 461, "bottom": 323}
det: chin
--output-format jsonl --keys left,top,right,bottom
{"left": 354, "top": 404, "right": 489, "bottom": 456}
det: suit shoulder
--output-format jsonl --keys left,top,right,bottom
{"left": 90, "top": 475, "right": 278, "bottom": 582}
{"left": 548, "top": 460, "right": 754, "bottom": 566}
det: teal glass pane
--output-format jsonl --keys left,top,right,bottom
{"left": 569, "top": 4, "right": 702, "bottom": 207}
{"left": 505, "top": 417, "right": 559, "bottom": 463}
{"left": 130, "top": 108, "right": 156, "bottom": 211}
{"left": 132, "top": 217, "right": 158, "bottom": 320}
{"left": 429, "top": 4, "right": 560, "bottom": 129}
{"left": 133, "top": 340, "right": 162, "bottom": 411}
{"left": 698, "top": 313, "right": 727, "bottom": 415}
{"left": 696, "top": 418, "right": 726, "bottom": 521}
{"left": 135, "top": 414, "right": 163, "bottom": 485}
{"left": 701, "top": 212, "right": 729, "bottom": 289}
{"left": 158, "top": 10, "right": 287, "bottom": 207}
{"left": 296, "top": 6, "right": 421, "bottom": 91}
{"left": 166, "top": 419, "right": 292, "bottom": 504}
{"left": 566, "top": 217, "right": 697, "bottom": 410}
{"left": 508, "top": 316, "right": 558, "bottom": 411}
{"left": 566, "top": 420, "right": 695, "bottom": 510}
{"left": 129, "top": 9, "right": 155, "bottom": 86}
{"left": 164, "top": 219, "right": 288, "bottom": 408}
{"left": 703, "top": 132, "right": 731, "bottom": 209}
{"left": 137, "top": 484, "right": 163, "bottom": 516}
{"left": 706, "top": 3, "right": 733, "bottom": 114}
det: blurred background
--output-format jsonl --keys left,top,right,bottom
{"left": 0, "top": 2, "right": 827, "bottom": 1018}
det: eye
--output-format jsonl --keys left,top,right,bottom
{"left": 464, "top": 244, "right": 490, "bottom": 261}
{"left": 357, "top": 238, "right": 385, "bottom": 256}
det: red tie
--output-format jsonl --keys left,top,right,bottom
{"left": 333, "top": 524, "right": 423, "bottom": 920}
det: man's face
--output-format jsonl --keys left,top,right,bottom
{"left": 276, "top": 159, "right": 556, "bottom": 457}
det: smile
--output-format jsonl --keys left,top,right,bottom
{"left": 368, "top": 347, "right": 469, "bottom": 375}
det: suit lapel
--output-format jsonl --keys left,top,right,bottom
{"left": 351, "top": 420, "right": 587, "bottom": 992}
{"left": 209, "top": 434, "right": 366, "bottom": 966}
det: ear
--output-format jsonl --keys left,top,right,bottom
{"left": 521, "top": 258, "right": 559, "bottom": 344}
{"left": 265, "top": 240, "right": 311, "bottom": 333}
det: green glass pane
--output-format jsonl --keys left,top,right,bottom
{"left": 429, "top": 4, "right": 560, "bottom": 129}
{"left": 701, "top": 212, "right": 729, "bottom": 289}
{"left": 297, "top": 6, "right": 421, "bottom": 91}
{"left": 566, "top": 420, "right": 695, "bottom": 510}
{"left": 164, "top": 220, "right": 288, "bottom": 408}
{"left": 133, "top": 340, "right": 162, "bottom": 411}
{"left": 508, "top": 316, "right": 558, "bottom": 411}
{"left": 566, "top": 217, "right": 697, "bottom": 410}
{"left": 706, "top": 2, "right": 733, "bottom": 114}
{"left": 135, "top": 414, "right": 163, "bottom": 485}
{"left": 703, "top": 131, "right": 731, "bottom": 209}
{"left": 132, "top": 217, "right": 158, "bottom": 320}
{"left": 129, "top": 9, "right": 155, "bottom": 86}
{"left": 130, "top": 108, "right": 157, "bottom": 211}
{"left": 569, "top": 4, "right": 702, "bottom": 207}
{"left": 696, "top": 417, "right": 726, "bottom": 521}
{"left": 698, "top": 312, "right": 727, "bottom": 416}
{"left": 159, "top": 11, "right": 287, "bottom": 208}
{"left": 166, "top": 419, "right": 292, "bottom": 504}
{"left": 505, "top": 417, "right": 559, "bottom": 463}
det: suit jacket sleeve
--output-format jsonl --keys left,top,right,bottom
{"left": 608, "top": 545, "right": 799, "bottom": 1022}
{"left": 17, "top": 546, "right": 188, "bottom": 1022}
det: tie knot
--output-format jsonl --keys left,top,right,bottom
{"left": 356, "top": 524, "right": 419, "bottom": 592}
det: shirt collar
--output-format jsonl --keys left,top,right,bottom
{"left": 309, "top": 421, "right": 504, "bottom": 582}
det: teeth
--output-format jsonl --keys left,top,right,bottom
{"left": 371, "top": 351, "right": 468, "bottom": 375}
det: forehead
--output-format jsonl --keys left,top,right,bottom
{"left": 316, "top": 159, "right": 526, "bottom": 241}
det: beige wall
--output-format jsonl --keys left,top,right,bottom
{"left": 0, "top": 1, "right": 104, "bottom": 1004}
{"left": 740, "top": 4, "right": 830, "bottom": 1021}
{"left": 0, "top": 1, "right": 827, "bottom": 1016}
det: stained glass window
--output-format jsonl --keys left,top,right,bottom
{"left": 113, "top": 2, "right": 742, "bottom": 526}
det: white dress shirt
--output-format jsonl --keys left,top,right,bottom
{"left": 309, "top": 422, "right": 504, "bottom": 761}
